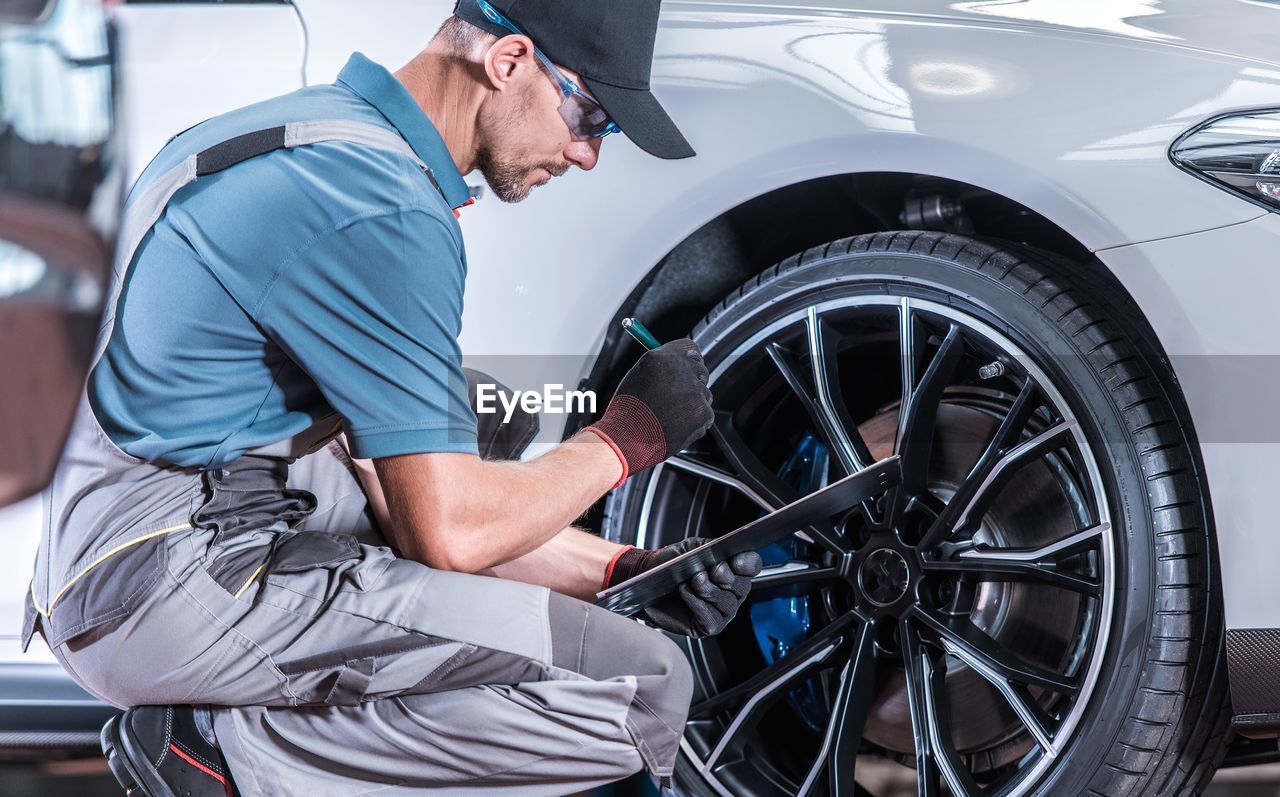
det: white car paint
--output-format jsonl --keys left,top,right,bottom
{"left": 1100, "top": 211, "right": 1280, "bottom": 629}
{"left": 292, "top": 0, "right": 454, "bottom": 87}
{"left": 115, "top": 3, "right": 306, "bottom": 183}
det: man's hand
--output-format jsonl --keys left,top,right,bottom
{"left": 585, "top": 339, "right": 714, "bottom": 486}
{"left": 604, "top": 537, "right": 764, "bottom": 638}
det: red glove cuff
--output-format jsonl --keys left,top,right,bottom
{"left": 583, "top": 426, "right": 629, "bottom": 489}
{"left": 602, "top": 545, "right": 636, "bottom": 590}
{"left": 586, "top": 395, "right": 667, "bottom": 477}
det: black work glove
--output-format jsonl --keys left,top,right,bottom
{"left": 586, "top": 339, "right": 714, "bottom": 487}
{"left": 604, "top": 537, "right": 764, "bottom": 638}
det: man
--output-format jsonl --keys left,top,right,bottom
{"left": 25, "top": 1, "right": 763, "bottom": 794}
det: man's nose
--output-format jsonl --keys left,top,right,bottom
{"left": 565, "top": 137, "right": 602, "bottom": 171}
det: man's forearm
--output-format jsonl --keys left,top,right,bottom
{"left": 372, "top": 430, "right": 623, "bottom": 572}
{"left": 479, "top": 527, "right": 622, "bottom": 601}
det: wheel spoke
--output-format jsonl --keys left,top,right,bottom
{"left": 913, "top": 608, "right": 1078, "bottom": 696}
{"left": 807, "top": 308, "right": 880, "bottom": 526}
{"left": 919, "top": 404, "right": 1077, "bottom": 551}
{"left": 901, "top": 619, "right": 944, "bottom": 797}
{"left": 829, "top": 621, "right": 877, "bottom": 794}
{"left": 923, "top": 558, "right": 1099, "bottom": 596}
{"left": 765, "top": 340, "right": 859, "bottom": 481}
{"left": 958, "top": 523, "right": 1107, "bottom": 563}
{"left": 666, "top": 454, "right": 774, "bottom": 512}
{"left": 901, "top": 617, "right": 987, "bottom": 797}
{"left": 921, "top": 640, "right": 987, "bottom": 795}
{"left": 919, "top": 379, "right": 1040, "bottom": 549}
{"left": 897, "top": 298, "right": 917, "bottom": 451}
{"left": 897, "top": 324, "right": 964, "bottom": 490}
{"left": 939, "top": 634, "right": 1061, "bottom": 758}
{"left": 752, "top": 561, "right": 842, "bottom": 592}
{"left": 766, "top": 334, "right": 872, "bottom": 480}
{"left": 691, "top": 611, "right": 860, "bottom": 719}
{"left": 924, "top": 524, "right": 1108, "bottom": 596}
{"left": 792, "top": 620, "right": 877, "bottom": 797}
{"left": 891, "top": 322, "right": 965, "bottom": 528}
{"left": 701, "top": 639, "right": 841, "bottom": 774}
{"left": 709, "top": 410, "right": 801, "bottom": 508}
{"left": 709, "top": 411, "right": 848, "bottom": 555}
{"left": 807, "top": 307, "right": 874, "bottom": 473}
{"left": 949, "top": 419, "right": 1077, "bottom": 534}
{"left": 797, "top": 524, "right": 850, "bottom": 557}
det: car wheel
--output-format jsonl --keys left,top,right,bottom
{"left": 601, "top": 231, "right": 1231, "bottom": 796}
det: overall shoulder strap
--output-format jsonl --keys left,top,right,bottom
{"left": 97, "top": 120, "right": 438, "bottom": 366}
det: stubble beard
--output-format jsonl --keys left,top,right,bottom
{"left": 475, "top": 86, "right": 570, "bottom": 204}
{"left": 476, "top": 147, "right": 568, "bottom": 204}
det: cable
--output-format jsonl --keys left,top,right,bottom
{"left": 285, "top": 0, "right": 309, "bottom": 87}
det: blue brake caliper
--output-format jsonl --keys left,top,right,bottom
{"left": 748, "top": 431, "right": 830, "bottom": 732}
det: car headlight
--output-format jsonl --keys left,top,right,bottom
{"left": 1170, "top": 109, "right": 1280, "bottom": 211}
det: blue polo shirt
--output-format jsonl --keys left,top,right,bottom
{"left": 88, "top": 53, "right": 480, "bottom": 468}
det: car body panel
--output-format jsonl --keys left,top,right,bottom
{"left": 116, "top": 3, "right": 305, "bottom": 183}
{"left": 450, "top": 0, "right": 1280, "bottom": 357}
{"left": 1099, "top": 211, "right": 1280, "bottom": 631}
{"left": 721, "top": 0, "right": 1280, "bottom": 69}
{"left": 291, "top": 0, "right": 455, "bottom": 87}
{"left": 447, "top": 6, "right": 1280, "bottom": 639}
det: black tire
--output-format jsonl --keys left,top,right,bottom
{"left": 602, "top": 231, "right": 1231, "bottom": 796}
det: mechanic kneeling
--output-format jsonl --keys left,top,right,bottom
{"left": 24, "top": 1, "right": 761, "bottom": 794}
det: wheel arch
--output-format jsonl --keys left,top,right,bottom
{"left": 568, "top": 167, "right": 1179, "bottom": 440}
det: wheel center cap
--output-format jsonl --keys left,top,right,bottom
{"left": 859, "top": 548, "right": 911, "bottom": 607}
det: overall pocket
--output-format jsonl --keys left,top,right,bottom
{"left": 191, "top": 456, "right": 317, "bottom": 545}
{"left": 191, "top": 454, "right": 322, "bottom": 600}
{"left": 273, "top": 635, "right": 473, "bottom": 706}
{"left": 43, "top": 533, "right": 170, "bottom": 649}
{"left": 254, "top": 530, "right": 392, "bottom": 616}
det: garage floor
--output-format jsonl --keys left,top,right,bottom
{"left": 2, "top": 759, "right": 1278, "bottom": 796}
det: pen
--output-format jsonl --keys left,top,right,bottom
{"left": 621, "top": 317, "right": 661, "bottom": 350}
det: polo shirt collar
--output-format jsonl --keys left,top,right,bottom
{"left": 336, "top": 52, "right": 471, "bottom": 210}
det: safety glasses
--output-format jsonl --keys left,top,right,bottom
{"left": 474, "top": 0, "right": 621, "bottom": 141}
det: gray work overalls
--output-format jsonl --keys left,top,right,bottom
{"left": 25, "top": 120, "right": 691, "bottom": 795}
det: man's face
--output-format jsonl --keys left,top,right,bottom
{"left": 475, "top": 59, "right": 604, "bottom": 203}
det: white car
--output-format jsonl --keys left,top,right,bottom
{"left": 5, "top": 1, "right": 1280, "bottom": 795}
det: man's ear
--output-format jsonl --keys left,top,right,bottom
{"left": 483, "top": 33, "right": 537, "bottom": 91}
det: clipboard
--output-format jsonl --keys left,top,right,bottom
{"left": 595, "top": 455, "right": 902, "bottom": 616}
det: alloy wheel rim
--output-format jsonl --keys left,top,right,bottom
{"left": 634, "top": 293, "right": 1116, "bottom": 796}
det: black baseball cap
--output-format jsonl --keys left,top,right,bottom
{"left": 453, "top": 0, "right": 695, "bottom": 159}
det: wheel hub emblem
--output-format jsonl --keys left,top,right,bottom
{"left": 860, "top": 548, "right": 911, "bottom": 607}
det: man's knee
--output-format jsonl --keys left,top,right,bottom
{"left": 548, "top": 592, "right": 694, "bottom": 730}
{"left": 638, "top": 631, "right": 694, "bottom": 730}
